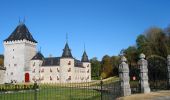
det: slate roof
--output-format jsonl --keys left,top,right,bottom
{"left": 0, "top": 66, "right": 6, "bottom": 70}
{"left": 4, "top": 23, "right": 37, "bottom": 43}
{"left": 32, "top": 52, "right": 44, "bottom": 60}
{"left": 42, "top": 57, "right": 60, "bottom": 66}
{"left": 40, "top": 57, "right": 84, "bottom": 68}
{"left": 81, "top": 51, "right": 89, "bottom": 62}
{"left": 74, "top": 59, "right": 84, "bottom": 68}
{"left": 61, "top": 43, "right": 73, "bottom": 58}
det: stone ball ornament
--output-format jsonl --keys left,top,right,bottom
{"left": 140, "top": 53, "right": 145, "bottom": 59}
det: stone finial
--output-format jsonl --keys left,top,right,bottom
{"left": 140, "top": 53, "right": 145, "bottom": 59}
{"left": 121, "top": 56, "right": 127, "bottom": 62}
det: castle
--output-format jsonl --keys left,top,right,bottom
{"left": 2, "top": 22, "right": 91, "bottom": 84}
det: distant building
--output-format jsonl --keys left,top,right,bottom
{"left": 3, "top": 23, "right": 91, "bottom": 84}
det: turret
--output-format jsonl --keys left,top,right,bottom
{"left": 30, "top": 52, "right": 44, "bottom": 83}
{"left": 60, "top": 42, "right": 74, "bottom": 83}
{"left": 4, "top": 22, "right": 37, "bottom": 83}
{"left": 81, "top": 51, "right": 91, "bottom": 82}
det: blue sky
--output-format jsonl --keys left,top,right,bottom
{"left": 0, "top": 0, "right": 170, "bottom": 60}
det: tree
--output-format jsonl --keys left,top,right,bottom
{"left": 101, "top": 55, "right": 113, "bottom": 79}
{"left": 90, "top": 57, "right": 101, "bottom": 80}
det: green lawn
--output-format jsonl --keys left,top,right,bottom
{"left": 0, "top": 77, "right": 119, "bottom": 100}
{"left": 0, "top": 86, "right": 100, "bottom": 100}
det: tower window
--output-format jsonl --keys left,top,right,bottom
{"left": 68, "top": 61, "right": 71, "bottom": 65}
{"left": 68, "top": 68, "right": 71, "bottom": 72}
{"left": 33, "top": 62, "right": 35, "bottom": 66}
{"left": 57, "top": 68, "right": 60, "bottom": 72}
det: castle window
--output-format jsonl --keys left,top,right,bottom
{"left": 57, "top": 68, "right": 59, "bottom": 72}
{"left": 87, "top": 76, "right": 89, "bottom": 79}
{"left": 50, "top": 76, "right": 52, "bottom": 80}
{"left": 68, "top": 76, "right": 71, "bottom": 80}
{"left": 33, "top": 63, "right": 35, "bottom": 67}
{"left": 68, "top": 61, "right": 71, "bottom": 65}
{"left": 68, "top": 68, "right": 71, "bottom": 72}
{"left": 57, "top": 76, "right": 59, "bottom": 80}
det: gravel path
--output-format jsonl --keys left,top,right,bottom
{"left": 117, "top": 90, "right": 170, "bottom": 100}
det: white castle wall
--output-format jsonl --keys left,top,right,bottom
{"left": 4, "top": 40, "right": 36, "bottom": 83}
{"left": 40, "top": 66, "right": 60, "bottom": 83}
{"left": 30, "top": 60, "right": 43, "bottom": 83}
{"left": 82, "top": 62, "right": 91, "bottom": 82}
{"left": 74, "top": 67, "right": 86, "bottom": 82}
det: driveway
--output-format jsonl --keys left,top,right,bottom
{"left": 117, "top": 90, "right": 170, "bottom": 100}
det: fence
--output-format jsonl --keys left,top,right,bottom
{"left": 0, "top": 77, "right": 121, "bottom": 100}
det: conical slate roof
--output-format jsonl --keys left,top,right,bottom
{"left": 32, "top": 52, "right": 44, "bottom": 60}
{"left": 61, "top": 42, "right": 73, "bottom": 58}
{"left": 4, "top": 23, "right": 37, "bottom": 43}
{"left": 81, "top": 51, "right": 89, "bottom": 62}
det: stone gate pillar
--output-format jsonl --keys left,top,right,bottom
{"left": 138, "top": 53, "right": 150, "bottom": 93}
{"left": 119, "top": 56, "right": 131, "bottom": 96}
{"left": 167, "top": 55, "right": 170, "bottom": 88}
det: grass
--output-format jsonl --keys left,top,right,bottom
{"left": 0, "top": 77, "right": 119, "bottom": 100}
{"left": 0, "top": 86, "right": 100, "bottom": 100}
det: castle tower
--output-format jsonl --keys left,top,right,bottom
{"left": 30, "top": 51, "right": 44, "bottom": 83}
{"left": 60, "top": 42, "right": 74, "bottom": 83}
{"left": 4, "top": 23, "right": 37, "bottom": 83}
{"left": 81, "top": 50, "right": 91, "bottom": 82}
